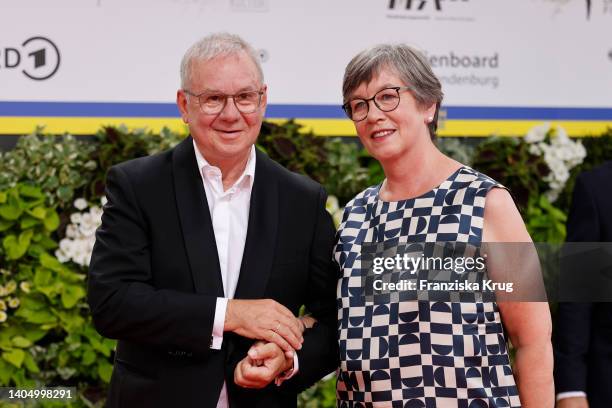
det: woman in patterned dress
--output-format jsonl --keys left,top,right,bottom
{"left": 334, "top": 44, "right": 553, "bottom": 407}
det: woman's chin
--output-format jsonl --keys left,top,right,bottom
{"left": 370, "top": 147, "right": 403, "bottom": 165}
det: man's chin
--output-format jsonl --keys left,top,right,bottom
{"left": 215, "top": 145, "right": 253, "bottom": 161}
{"left": 216, "top": 130, "right": 245, "bottom": 141}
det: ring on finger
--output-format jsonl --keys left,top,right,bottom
{"left": 275, "top": 322, "right": 281, "bottom": 332}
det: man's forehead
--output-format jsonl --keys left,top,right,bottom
{"left": 192, "top": 52, "right": 258, "bottom": 74}
{"left": 188, "top": 52, "right": 262, "bottom": 88}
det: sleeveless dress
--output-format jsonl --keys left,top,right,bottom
{"left": 334, "top": 166, "right": 521, "bottom": 408}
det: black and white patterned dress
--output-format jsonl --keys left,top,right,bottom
{"left": 334, "top": 166, "right": 521, "bottom": 408}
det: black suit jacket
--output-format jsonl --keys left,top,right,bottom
{"left": 87, "top": 137, "right": 338, "bottom": 408}
{"left": 553, "top": 161, "right": 612, "bottom": 407}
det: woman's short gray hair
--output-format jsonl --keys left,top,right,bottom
{"left": 180, "top": 32, "right": 264, "bottom": 89}
{"left": 342, "top": 44, "right": 444, "bottom": 139}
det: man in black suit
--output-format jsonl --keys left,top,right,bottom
{"left": 87, "top": 33, "right": 338, "bottom": 407}
{"left": 554, "top": 161, "right": 612, "bottom": 408}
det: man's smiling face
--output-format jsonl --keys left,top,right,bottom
{"left": 177, "top": 51, "right": 267, "bottom": 165}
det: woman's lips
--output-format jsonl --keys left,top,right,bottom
{"left": 371, "top": 129, "right": 396, "bottom": 139}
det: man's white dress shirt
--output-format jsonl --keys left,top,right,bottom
{"left": 193, "top": 142, "right": 296, "bottom": 408}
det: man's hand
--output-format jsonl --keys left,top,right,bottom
{"left": 557, "top": 397, "right": 589, "bottom": 408}
{"left": 234, "top": 342, "right": 293, "bottom": 389}
{"left": 225, "top": 299, "right": 303, "bottom": 353}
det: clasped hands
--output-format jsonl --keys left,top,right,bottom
{"left": 225, "top": 299, "right": 316, "bottom": 389}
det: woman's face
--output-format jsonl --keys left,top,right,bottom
{"left": 349, "top": 68, "right": 436, "bottom": 164}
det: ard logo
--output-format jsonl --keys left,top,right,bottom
{"left": 388, "top": 0, "right": 468, "bottom": 12}
{"left": 0, "top": 36, "right": 61, "bottom": 81}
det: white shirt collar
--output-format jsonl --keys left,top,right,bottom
{"left": 193, "top": 140, "right": 256, "bottom": 191}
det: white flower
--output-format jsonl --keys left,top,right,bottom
{"left": 573, "top": 142, "right": 586, "bottom": 159}
{"left": 4, "top": 281, "right": 16, "bottom": 295}
{"left": 59, "top": 202, "right": 106, "bottom": 265}
{"left": 19, "top": 282, "right": 31, "bottom": 294}
{"left": 73, "top": 252, "right": 88, "bottom": 267}
{"left": 0, "top": 311, "right": 7, "bottom": 323}
{"left": 524, "top": 122, "right": 550, "bottom": 143}
{"left": 528, "top": 144, "right": 541, "bottom": 156}
{"left": 80, "top": 226, "right": 97, "bottom": 238}
{"left": 7, "top": 297, "right": 19, "bottom": 309}
{"left": 81, "top": 212, "right": 93, "bottom": 227}
{"left": 65, "top": 224, "right": 78, "bottom": 239}
{"left": 526, "top": 123, "right": 585, "bottom": 203}
{"left": 59, "top": 238, "right": 74, "bottom": 254}
{"left": 55, "top": 249, "right": 70, "bottom": 263}
{"left": 73, "top": 198, "right": 88, "bottom": 211}
{"left": 0, "top": 300, "right": 5, "bottom": 311}
{"left": 326, "top": 196, "right": 340, "bottom": 214}
{"left": 70, "top": 213, "right": 82, "bottom": 224}
{"left": 90, "top": 206, "right": 103, "bottom": 221}
{"left": 555, "top": 125, "right": 569, "bottom": 142}
{"left": 546, "top": 190, "right": 560, "bottom": 203}
{"left": 556, "top": 166, "right": 570, "bottom": 184}
{"left": 75, "top": 239, "right": 90, "bottom": 255}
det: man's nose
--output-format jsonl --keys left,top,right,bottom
{"left": 218, "top": 96, "right": 241, "bottom": 120}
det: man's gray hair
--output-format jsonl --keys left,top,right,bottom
{"left": 342, "top": 44, "right": 444, "bottom": 139}
{"left": 180, "top": 32, "right": 264, "bottom": 89}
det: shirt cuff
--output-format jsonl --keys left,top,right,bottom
{"left": 556, "top": 391, "right": 587, "bottom": 401}
{"left": 211, "top": 297, "right": 228, "bottom": 350}
{"left": 274, "top": 352, "right": 300, "bottom": 386}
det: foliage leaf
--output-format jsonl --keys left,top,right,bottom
{"left": 97, "top": 360, "right": 113, "bottom": 383}
{"left": 2, "top": 349, "right": 25, "bottom": 368}
{"left": 11, "top": 336, "right": 33, "bottom": 348}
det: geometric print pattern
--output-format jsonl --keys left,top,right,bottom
{"left": 334, "top": 167, "right": 521, "bottom": 407}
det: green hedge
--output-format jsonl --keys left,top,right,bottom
{"left": 0, "top": 123, "right": 610, "bottom": 407}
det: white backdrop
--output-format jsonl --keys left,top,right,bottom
{"left": 1, "top": 0, "right": 611, "bottom": 134}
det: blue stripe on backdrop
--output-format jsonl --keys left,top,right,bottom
{"left": 1, "top": 101, "right": 612, "bottom": 120}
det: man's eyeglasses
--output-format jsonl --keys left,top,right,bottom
{"left": 342, "top": 86, "right": 411, "bottom": 122}
{"left": 183, "top": 89, "right": 264, "bottom": 115}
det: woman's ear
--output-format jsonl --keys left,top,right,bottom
{"left": 425, "top": 102, "right": 437, "bottom": 123}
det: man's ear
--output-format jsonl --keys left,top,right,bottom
{"left": 176, "top": 90, "right": 189, "bottom": 123}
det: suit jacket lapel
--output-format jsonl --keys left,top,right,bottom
{"left": 234, "top": 149, "right": 278, "bottom": 299}
{"left": 172, "top": 137, "right": 224, "bottom": 297}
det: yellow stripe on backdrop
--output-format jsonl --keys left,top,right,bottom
{"left": 0, "top": 117, "right": 610, "bottom": 137}
{"left": 0, "top": 117, "right": 189, "bottom": 135}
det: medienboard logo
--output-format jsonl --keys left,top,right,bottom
{"left": 0, "top": 36, "right": 61, "bottom": 81}
{"left": 387, "top": 0, "right": 473, "bottom": 21}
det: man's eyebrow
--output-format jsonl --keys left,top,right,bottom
{"left": 237, "top": 85, "right": 260, "bottom": 92}
{"left": 199, "top": 86, "right": 260, "bottom": 94}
